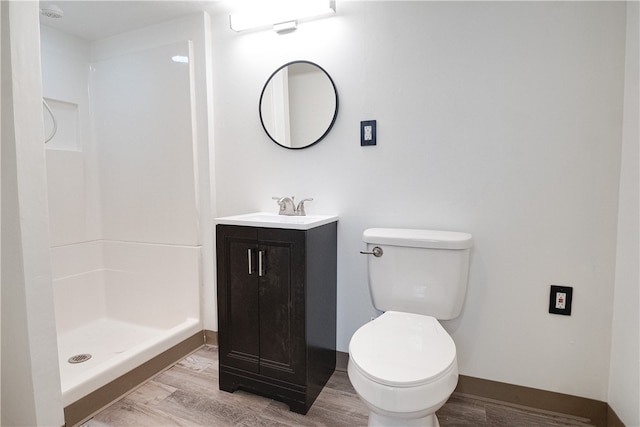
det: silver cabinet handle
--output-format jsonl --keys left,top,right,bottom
{"left": 258, "top": 250, "right": 264, "bottom": 277}
{"left": 248, "top": 249, "right": 253, "bottom": 274}
{"left": 360, "top": 247, "right": 383, "bottom": 257}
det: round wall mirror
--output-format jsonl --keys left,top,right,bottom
{"left": 259, "top": 61, "right": 338, "bottom": 149}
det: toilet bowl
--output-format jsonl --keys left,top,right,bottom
{"left": 348, "top": 311, "right": 458, "bottom": 427}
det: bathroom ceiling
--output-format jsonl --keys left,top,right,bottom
{"left": 39, "top": 1, "right": 215, "bottom": 41}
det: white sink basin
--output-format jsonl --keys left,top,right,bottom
{"left": 215, "top": 212, "right": 338, "bottom": 230}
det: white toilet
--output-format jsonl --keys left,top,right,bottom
{"left": 348, "top": 228, "right": 473, "bottom": 427}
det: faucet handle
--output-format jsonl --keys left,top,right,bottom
{"left": 272, "top": 196, "right": 286, "bottom": 214}
{"left": 295, "top": 198, "right": 314, "bottom": 216}
{"left": 272, "top": 196, "right": 296, "bottom": 215}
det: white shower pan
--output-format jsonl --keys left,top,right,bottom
{"left": 51, "top": 240, "right": 201, "bottom": 406}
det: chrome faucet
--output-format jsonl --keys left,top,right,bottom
{"left": 272, "top": 196, "right": 314, "bottom": 216}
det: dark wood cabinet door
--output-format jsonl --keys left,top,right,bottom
{"left": 217, "top": 226, "right": 306, "bottom": 384}
{"left": 258, "top": 228, "right": 306, "bottom": 385}
{"left": 217, "top": 226, "right": 260, "bottom": 373}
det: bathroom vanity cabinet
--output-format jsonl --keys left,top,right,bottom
{"left": 215, "top": 221, "right": 337, "bottom": 414}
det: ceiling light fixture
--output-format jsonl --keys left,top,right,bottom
{"left": 273, "top": 20, "right": 297, "bottom": 34}
{"left": 229, "top": 0, "right": 335, "bottom": 33}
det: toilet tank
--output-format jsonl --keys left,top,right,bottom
{"left": 363, "top": 228, "right": 473, "bottom": 320}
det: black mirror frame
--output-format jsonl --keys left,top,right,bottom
{"left": 259, "top": 60, "right": 339, "bottom": 150}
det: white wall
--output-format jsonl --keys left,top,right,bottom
{"left": 608, "top": 2, "right": 640, "bottom": 426}
{"left": 1, "top": 2, "right": 64, "bottom": 425}
{"left": 1, "top": 4, "right": 3, "bottom": 421}
{"left": 288, "top": 64, "right": 335, "bottom": 147}
{"left": 210, "top": 1, "right": 627, "bottom": 401}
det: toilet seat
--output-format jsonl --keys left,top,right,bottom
{"left": 349, "top": 311, "right": 457, "bottom": 387}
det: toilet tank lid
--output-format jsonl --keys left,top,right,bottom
{"left": 363, "top": 228, "right": 473, "bottom": 250}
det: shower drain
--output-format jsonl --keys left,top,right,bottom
{"left": 68, "top": 354, "right": 92, "bottom": 364}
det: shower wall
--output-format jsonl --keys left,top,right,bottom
{"left": 41, "top": 27, "right": 201, "bottom": 247}
{"left": 88, "top": 13, "right": 217, "bottom": 329}
{"left": 91, "top": 41, "right": 198, "bottom": 245}
{"left": 41, "top": 13, "right": 215, "bottom": 407}
{"left": 41, "top": 12, "right": 216, "bottom": 331}
{"left": 41, "top": 26, "right": 100, "bottom": 246}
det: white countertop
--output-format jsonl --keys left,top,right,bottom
{"left": 215, "top": 212, "right": 339, "bottom": 230}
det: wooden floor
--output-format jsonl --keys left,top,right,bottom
{"left": 82, "top": 345, "right": 595, "bottom": 427}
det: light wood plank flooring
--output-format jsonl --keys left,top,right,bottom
{"left": 82, "top": 345, "right": 595, "bottom": 427}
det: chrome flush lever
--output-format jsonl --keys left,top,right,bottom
{"left": 360, "top": 247, "right": 383, "bottom": 257}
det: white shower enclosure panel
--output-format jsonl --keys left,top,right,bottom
{"left": 45, "top": 39, "right": 203, "bottom": 407}
{"left": 91, "top": 41, "right": 199, "bottom": 246}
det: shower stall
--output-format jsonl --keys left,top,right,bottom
{"left": 40, "top": 10, "right": 213, "bottom": 417}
